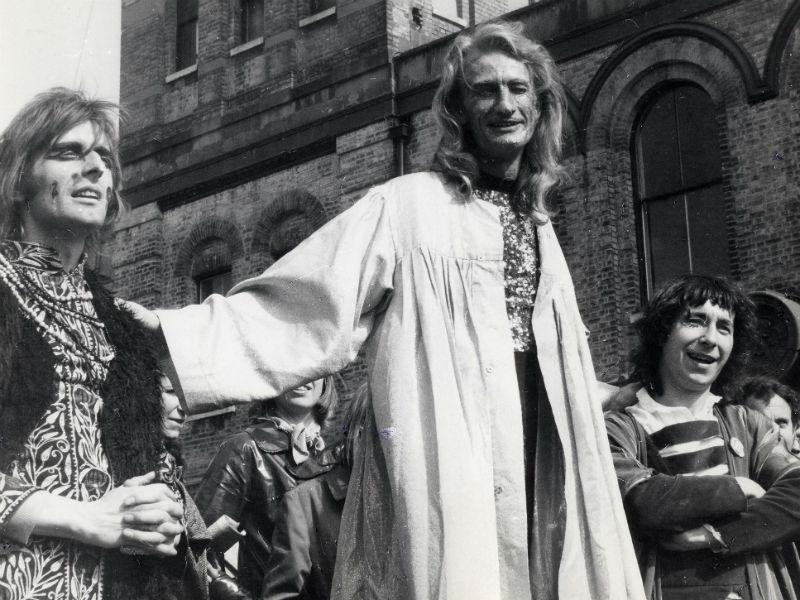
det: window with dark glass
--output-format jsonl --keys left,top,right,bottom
{"left": 632, "top": 84, "right": 730, "bottom": 300}
{"left": 239, "top": 0, "right": 264, "bottom": 42}
{"left": 176, "top": 0, "right": 198, "bottom": 70}
{"left": 192, "top": 237, "right": 232, "bottom": 303}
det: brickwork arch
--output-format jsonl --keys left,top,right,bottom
{"left": 562, "top": 87, "right": 582, "bottom": 158}
{"left": 560, "top": 48, "right": 743, "bottom": 374}
{"left": 585, "top": 43, "right": 741, "bottom": 154}
{"left": 766, "top": 0, "right": 800, "bottom": 95}
{"left": 580, "top": 22, "right": 765, "bottom": 153}
{"left": 584, "top": 57, "right": 738, "bottom": 283}
{"left": 250, "top": 188, "right": 327, "bottom": 260}
{"left": 173, "top": 217, "right": 245, "bottom": 279}
{"left": 602, "top": 61, "right": 728, "bottom": 155}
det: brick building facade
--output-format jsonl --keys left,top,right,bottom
{"left": 116, "top": 0, "right": 800, "bottom": 483}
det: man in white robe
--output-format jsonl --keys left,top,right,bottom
{"left": 143, "top": 21, "right": 644, "bottom": 600}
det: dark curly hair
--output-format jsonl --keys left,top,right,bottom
{"left": 631, "top": 274, "right": 759, "bottom": 396}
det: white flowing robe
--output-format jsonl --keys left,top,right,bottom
{"left": 158, "top": 172, "right": 644, "bottom": 600}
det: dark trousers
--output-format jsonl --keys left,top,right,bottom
{"left": 515, "top": 350, "right": 566, "bottom": 598}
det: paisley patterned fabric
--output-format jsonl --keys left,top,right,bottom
{"left": 474, "top": 187, "right": 540, "bottom": 352}
{"left": 0, "top": 241, "right": 114, "bottom": 600}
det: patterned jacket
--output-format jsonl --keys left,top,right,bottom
{"left": 0, "top": 251, "right": 209, "bottom": 600}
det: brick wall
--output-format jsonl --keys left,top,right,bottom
{"left": 117, "top": 0, "right": 800, "bottom": 480}
{"left": 111, "top": 124, "right": 392, "bottom": 478}
{"left": 549, "top": 0, "right": 800, "bottom": 379}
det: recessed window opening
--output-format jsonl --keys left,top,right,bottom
{"left": 632, "top": 83, "right": 730, "bottom": 300}
{"left": 192, "top": 237, "right": 233, "bottom": 303}
{"left": 176, "top": 0, "right": 198, "bottom": 70}
{"left": 239, "top": 0, "right": 264, "bottom": 43}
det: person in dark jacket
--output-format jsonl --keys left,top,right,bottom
{"left": 195, "top": 376, "right": 338, "bottom": 598}
{"left": 606, "top": 274, "right": 800, "bottom": 600}
{"left": 0, "top": 87, "right": 208, "bottom": 600}
{"left": 261, "top": 382, "right": 371, "bottom": 600}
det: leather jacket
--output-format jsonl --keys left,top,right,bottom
{"left": 261, "top": 463, "right": 349, "bottom": 600}
{"left": 194, "top": 420, "right": 334, "bottom": 598}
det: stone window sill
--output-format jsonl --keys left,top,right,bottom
{"left": 230, "top": 36, "right": 264, "bottom": 57}
{"left": 299, "top": 6, "right": 336, "bottom": 28}
{"left": 165, "top": 64, "right": 197, "bottom": 83}
{"left": 185, "top": 405, "right": 236, "bottom": 422}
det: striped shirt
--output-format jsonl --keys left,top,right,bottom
{"left": 627, "top": 388, "right": 729, "bottom": 477}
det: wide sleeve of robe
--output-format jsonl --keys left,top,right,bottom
{"left": 157, "top": 189, "right": 396, "bottom": 412}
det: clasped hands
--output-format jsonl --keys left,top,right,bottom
{"left": 85, "top": 471, "right": 184, "bottom": 556}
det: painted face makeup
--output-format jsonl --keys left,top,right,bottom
{"left": 22, "top": 121, "right": 113, "bottom": 244}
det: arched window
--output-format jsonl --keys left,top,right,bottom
{"left": 268, "top": 210, "right": 314, "bottom": 261}
{"left": 632, "top": 84, "right": 730, "bottom": 299}
{"left": 192, "top": 237, "right": 232, "bottom": 302}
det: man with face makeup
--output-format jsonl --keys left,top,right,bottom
{"left": 0, "top": 88, "right": 208, "bottom": 600}
{"left": 606, "top": 275, "right": 800, "bottom": 599}
{"left": 134, "top": 22, "right": 642, "bottom": 600}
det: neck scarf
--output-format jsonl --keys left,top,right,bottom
{"left": 265, "top": 416, "right": 325, "bottom": 464}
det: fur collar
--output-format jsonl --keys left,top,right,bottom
{"left": 0, "top": 269, "right": 207, "bottom": 600}
{"left": 0, "top": 270, "right": 164, "bottom": 480}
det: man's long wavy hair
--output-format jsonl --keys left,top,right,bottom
{"left": 631, "top": 274, "right": 759, "bottom": 397}
{"left": 0, "top": 87, "right": 123, "bottom": 248}
{"left": 431, "top": 21, "right": 566, "bottom": 220}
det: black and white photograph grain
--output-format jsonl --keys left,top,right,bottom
{"left": 0, "top": 1, "right": 799, "bottom": 599}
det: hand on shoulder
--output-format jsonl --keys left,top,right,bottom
{"left": 600, "top": 381, "right": 641, "bottom": 412}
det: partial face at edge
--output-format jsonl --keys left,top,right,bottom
{"left": 759, "top": 394, "right": 795, "bottom": 453}
{"left": 274, "top": 378, "right": 326, "bottom": 419}
{"left": 160, "top": 375, "right": 186, "bottom": 439}
{"left": 658, "top": 300, "right": 735, "bottom": 396}
{"left": 21, "top": 121, "right": 113, "bottom": 243}
{"left": 458, "top": 49, "right": 538, "bottom": 178}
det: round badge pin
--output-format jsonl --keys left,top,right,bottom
{"left": 729, "top": 437, "right": 745, "bottom": 458}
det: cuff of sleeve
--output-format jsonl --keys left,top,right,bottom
{"left": 623, "top": 472, "right": 653, "bottom": 497}
{"left": 703, "top": 523, "right": 729, "bottom": 554}
{"left": 0, "top": 488, "right": 42, "bottom": 545}
{"left": 156, "top": 306, "right": 222, "bottom": 414}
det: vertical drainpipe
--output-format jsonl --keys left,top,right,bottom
{"left": 389, "top": 51, "right": 410, "bottom": 177}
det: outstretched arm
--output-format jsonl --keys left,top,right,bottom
{"left": 142, "top": 191, "right": 397, "bottom": 414}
